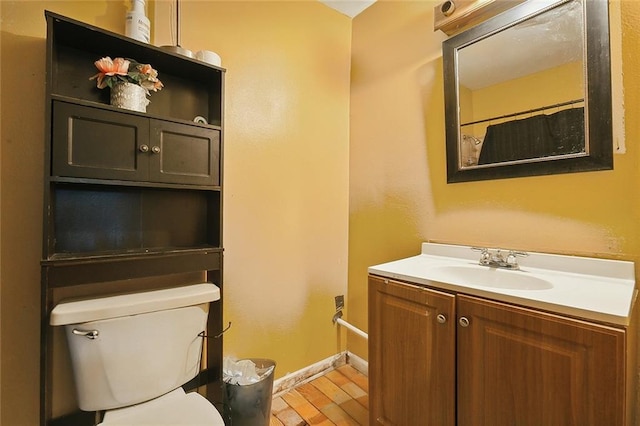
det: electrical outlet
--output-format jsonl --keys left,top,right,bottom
{"left": 334, "top": 295, "right": 344, "bottom": 312}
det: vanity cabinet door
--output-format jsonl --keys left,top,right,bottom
{"left": 457, "top": 294, "right": 625, "bottom": 426}
{"left": 369, "top": 276, "right": 456, "bottom": 426}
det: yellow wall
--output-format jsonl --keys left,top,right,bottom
{"left": 158, "top": 0, "right": 352, "bottom": 378}
{"left": 2, "top": 0, "right": 639, "bottom": 422}
{"left": 0, "top": 0, "right": 350, "bottom": 422}
{"left": 470, "top": 61, "right": 584, "bottom": 121}
{"left": 467, "top": 61, "right": 584, "bottom": 139}
{"left": 348, "top": 0, "right": 639, "bottom": 387}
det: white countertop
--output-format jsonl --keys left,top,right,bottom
{"left": 368, "top": 243, "right": 637, "bottom": 326}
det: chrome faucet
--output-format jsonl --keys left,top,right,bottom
{"left": 471, "top": 247, "right": 528, "bottom": 270}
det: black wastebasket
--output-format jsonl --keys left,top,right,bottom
{"left": 222, "top": 358, "right": 276, "bottom": 426}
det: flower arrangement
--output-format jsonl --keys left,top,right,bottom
{"left": 90, "top": 56, "right": 163, "bottom": 94}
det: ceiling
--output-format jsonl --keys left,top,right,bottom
{"left": 458, "top": 0, "right": 583, "bottom": 90}
{"left": 318, "top": 0, "right": 377, "bottom": 18}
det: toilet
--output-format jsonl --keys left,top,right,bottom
{"left": 50, "top": 283, "right": 225, "bottom": 425}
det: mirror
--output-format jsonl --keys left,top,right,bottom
{"left": 443, "top": 0, "right": 612, "bottom": 183}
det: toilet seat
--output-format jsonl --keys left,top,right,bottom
{"left": 99, "top": 388, "right": 225, "bottom": 425}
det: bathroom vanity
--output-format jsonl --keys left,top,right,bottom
{"left": 368, "top": 243, "right": 638, "bottom": 426}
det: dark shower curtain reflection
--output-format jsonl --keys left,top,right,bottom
{"left": 478, "top": 107, "right": 585, "bottom": 165}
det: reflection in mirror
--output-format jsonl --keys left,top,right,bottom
{"left": 443, "top": 0, "right": 613, "bottom": 183}
{"left": 458, "top": 0, "right": 584, "bottom": 168}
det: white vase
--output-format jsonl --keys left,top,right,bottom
{"left": 110, "top": 82, "right": 149, "bottom": 113}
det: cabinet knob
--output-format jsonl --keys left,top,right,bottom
{"left": 458, "top": 317, "right": 470, "bottom": 327}
{"left": 436, "top": 314, "right": 447, "bottom": 324}
{"left": 139, "top": 144, "right": 149, "bottom": 153}
{"left": 151, "top": 145, "right": 161, "bottom": 154}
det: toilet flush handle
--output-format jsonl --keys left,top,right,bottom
{"left": 72, "top": 328, "right": 99, "bottom": 340}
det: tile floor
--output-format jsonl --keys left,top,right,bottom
{"left": 270, "top": 364, "right": 369, "bottom": 425}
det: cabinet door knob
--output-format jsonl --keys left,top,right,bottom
{"left": 436, "top": 314, "right": 447, "bottom": 324}
{"left": 151, "top": 145, "right": 161, "bottom": 154}
{"left": 139, "top": 144, "right": 149, "bottom": 153}
{"left": 458, "top": 317, "right": 470, "bottom": 327}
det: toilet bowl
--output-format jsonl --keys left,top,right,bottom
{"left": 50, "top": 283, "right": 224, "bottom": 425}
{"left": 99, "top": 388, "right": 221, "bottom": 425}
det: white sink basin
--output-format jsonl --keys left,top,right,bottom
{"left": 428, "top": 264, "right": 553, "bottom": 290}
{"left": 368, "top": 242, "right": 637, "bottom": 325}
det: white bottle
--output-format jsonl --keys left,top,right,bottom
{"left": 125, "top": 0, "right": 151, "bottom": 43}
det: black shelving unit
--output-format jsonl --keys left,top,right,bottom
{"left": 40, "top": 11, "right": 225, "bottom": 426}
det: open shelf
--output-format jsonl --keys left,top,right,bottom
{"left": 47, "top": 10, "right": 224, "bottom": 126}
{"left": 46, "top": 184, "right": 221, "bottom": 259}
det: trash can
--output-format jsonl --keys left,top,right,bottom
{"left": 222, "top": 358, "right": 276, "bottom": 426}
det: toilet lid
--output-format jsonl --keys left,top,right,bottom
{"left": 99, "top": 388, "right": 225, "bottom": 425}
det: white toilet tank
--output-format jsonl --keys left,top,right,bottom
{"left": 50, "top": 283, "right": 220, "bottom": 412}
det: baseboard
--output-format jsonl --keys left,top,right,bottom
{"left": 272, "top": 351, "right": 368, "bottom": 397}
{"left": 345, "top": 351, "right": 368, "bottom": 376}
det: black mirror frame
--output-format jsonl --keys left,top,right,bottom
{"left": 443, "top": 0, "right": 612, "bottom": 183}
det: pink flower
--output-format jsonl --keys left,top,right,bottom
{"left": 137, "top": 63, "right": 163, "bottom": 92}
{"left": 138, "top": 64, "right": 154, "bottom": 76}
{"left": 139, "top": 79, "right": 163, "bottom": 92}
{"left": 89, "top": 57, "right": 163, "bottom": 94}
{"left": 90, "top": 57, "right": 130, "bottom": 89}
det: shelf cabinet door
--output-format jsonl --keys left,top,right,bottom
{"left": 457, "top": 294, "right": 625, "bottom": 426}
{"left": 368, "top": 276, "right": 456, "bottom": 426}
{"left": 52, "top": 101, "right": 220, "bottom": 187}
{"left": 52, "top": 101, "right": 150, "bottom": 181}
{"left": 150, "top": 120, "right": 220, "bottom": 186}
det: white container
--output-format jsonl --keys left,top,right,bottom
{"left": 125, "top": 0, "right": 151, "bottom": 43}
{"left": 196, "top": 50, "right": 222, "bottom": 67}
